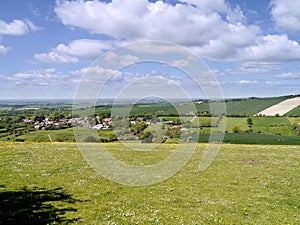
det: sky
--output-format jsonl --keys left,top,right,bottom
{"left": 0, "top": 0, "right": 300, "bottom": 99}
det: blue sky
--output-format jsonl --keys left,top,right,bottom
{"left": 0, "top": 0, "right": 300, "bottom": 99}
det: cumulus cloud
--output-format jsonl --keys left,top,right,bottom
{"left": 53, "top": 0, "right": 300, "bottom": 64}
{"left": 0, "top": 19, "right": 38, "bottom": 36}
{"left": 55, "top": 39, "right": 116, "bottom": 58}
{"left": 270, "top": 0, "right": 300, "bottom": 32}
{"left": 54, "top": 0, "right": 258, "bottom": 47}
{"left": 1, "top": 68, "right": 81, "bottom": 87}
{"left": 240, "top": 35, "right": 300, "bottom": 62}
{"left": 194, "top": 22, "right": 260, "bottom": 60}
{"left": 34, "top": 51, "right": 79, "bottom": 64}
{"left": 103, "top": 52, "right": 139, "bottom": 66}
{"left": 0, "top": 68, "right": 82, "bottom": 98}
{"left": 33, "top": 39, "right": 120, "bottom": 64}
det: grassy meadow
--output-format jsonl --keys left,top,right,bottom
{"left": 1, "top": 142, "right": 299, "bottom": 224}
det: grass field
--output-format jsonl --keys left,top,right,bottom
{"left": 9, "top": 128, "right": 116, "bottom": 143}
{"left": 15, "top": 128, "right": 75, "bottom": 142}
{"left": 289, "top": 117, "right": 300, "bottom": 124}
{"left": 91, "top": 96, "right": 292, "bottom": 117}
{"left": 198, "top": 133, "right": 300, "bottom": 145}
{"left": 251, "top": 117, "right": 296, "bottom": 136}
{"left": 195, "top": 97, "right": 289, "bottom": 116}
{"left": 287, "top": 105, "right": 300, "bottom": 117}
{"left": 0, "top": 142, "right": 299, "bottom": 224}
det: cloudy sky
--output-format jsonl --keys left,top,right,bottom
{"left": 0, "top": 0, "right": 300, "bottom": 99}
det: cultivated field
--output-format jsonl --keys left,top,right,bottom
{"left": 1, "top": 142, "right": 299, "bottom": 224}
{"left": 287, "top": 105, "right": 300, "bottom": 117}
{"left": 256, "top": 97, "right": 300, "bottom": 116}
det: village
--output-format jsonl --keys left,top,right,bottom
{"left": 22, "top": 115, "right": 188, "bottom": 131}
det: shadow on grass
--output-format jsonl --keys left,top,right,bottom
{"left": 0, "top": 185, "right": 80, "bottom": 224}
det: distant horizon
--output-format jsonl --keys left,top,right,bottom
{"left": 0, "top": 94, "right": 299, "bottom": 103}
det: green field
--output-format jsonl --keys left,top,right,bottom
{"left": 0, "top": 142, "right": 299, "bottom": 224}
{"left": 290, "top": 117, "right": 300, "bottom": 124}
{"left": 10, "top": 128, "right": 116, "bottom": 143}
{"left": 198, "top": 133, "right": 300, "bottom": 145}
{"left": 195, "top": 96, "right": 290, "bottom": 116}
{"left": 14, "top": 128, "right": 75, "bottom": 142}
{"left": 287, "top": 105, "right": 300, "bottom": 117}
{"left": 91, "top": 96, "right": 294, "bottom": 117}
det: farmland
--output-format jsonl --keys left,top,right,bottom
{"left": 287, "top": 105, "right": 300, "bottom": 117}
{"left": 196, "top": 96, "right": 291, "bottom": 116}
{"left": 92, "top": 95, "right": 299, "bottom": 117}
{"left": 0, "top": 142, "right": 299, "bottom": 224}
{"left": 255, "top": 97, "right": 300, "bottom": 116}
{"left": 0, "top": 95, "right": 299, "bottom": 145}
{"left": 1, "top": 96, "right": 300, "bottom": 224}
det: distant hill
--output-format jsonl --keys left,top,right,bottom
{"left": 195, "top": 95, "right": 299, "bottom": 116}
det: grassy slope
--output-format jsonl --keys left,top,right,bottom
{"left": 16, "top": 128, "right": 75, "bottom": 142}
{"left": 93, "top": 96, "right": 289, "bottom": 117}
{"left": 287, "top": 105, "right": 300, "bottom": 117}
{"left": 16, "top": 128, "right": 115, "bottom": 142}
{"left": 224, "top": 98, "right": 287, "bottom": 115}
{"left": 196, "top": 97, "right": 288, "bottom": 116}
{"left": 0, "top": 142, "right": 299, "bottom": 224}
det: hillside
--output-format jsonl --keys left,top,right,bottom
{"left": 255, "top": 97, "right": 300, "bottom": 116}
{"left": 195, "top": 96, "right": 294, "bottom": 116}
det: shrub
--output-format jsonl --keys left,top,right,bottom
{"left": 85, "top": 136, "right": 98, "bottom": 142}
{"left": 232, "top": 126, "right": 241, "bottom": 133}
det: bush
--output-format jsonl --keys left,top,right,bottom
{"left": 15, "top": 138, "right": 25, "bottom": 142}
{"left": 85, "top": 136, "right": 98, "bottom": 142}
{"left": 232, "top": 126, "right": 241, "bottom": 133}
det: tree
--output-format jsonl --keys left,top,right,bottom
{"left": 34, "top": 114, "right": 45, "bottom": 123}
{"left": 247, "top": 117, "right": 253, "bottom": 128}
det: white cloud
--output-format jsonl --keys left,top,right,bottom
{"left": 34, "top": 52, "right": 79, "bottom": 64}
{"left": 194, "top": 23, "right": 260, "bottom": 60}
{"left": 2, "top": 68, "right": 81, "bottom": 87}
{"left": 0, "top": 19, "right": 38, "bottom": 36}
{"left": 228, "top": 62, "right": 281, "bottom": 74}
{"left": 170, "top": 59, "right": 190, "bottom": 67}
{"left": 54, "top": 0, "right": 256, "bottom": 46}
{"left": 228, "top": 80, "right": 280, "bottom": 87}
{"left": 270, "top": 0, "right": 300, "bottom": 32}
{"left": 237, "top": 80, "right": 259, "bottom": 85}
{"left": 239, "top": 35, "right": 300, "bottom": 62}
{"left": 53, "top": 0, "right": 300, "bottom": 64}
{"left": 275, "top": 72, "right": 300, "bottom": 79}
{"left": 0, "top": 45, "right": 9, "bottom": 55}
{"left": 34, "top": 39, "right": 120, "bottom": 64}
{"left": 55, "top": 39, "right": 116, "bottom": 58}
{"left": 103, "top": 52, "right": 139, "bottom": 66}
